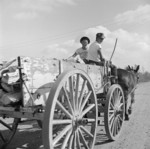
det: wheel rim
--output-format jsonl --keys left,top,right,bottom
{"left": 105, "top": 85, "right": 125, "bottom": 140}
{"left": 43, "top": 70, "right": 97, "bottom": 149}
{"left": 0, "top": 118, "right": 20, "bottom": 147}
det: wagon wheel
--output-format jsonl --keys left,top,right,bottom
{"left": 43, "top": 69, "right": 98, "bottom": 149}
{"left": 0, "top": 117, "right": 20, "bottom": 148}
{"left": 104, "top": 84, "right": 125, "bottom": 140}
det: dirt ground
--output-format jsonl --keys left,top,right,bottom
{"left": 1, "top": 82, "right": 150, "bottom": 149}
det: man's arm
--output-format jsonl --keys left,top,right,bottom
{"left": 97, "top": 49, "right": 105, "bottom": 61}
{"left": 71, "top": 48, "right": 79, "bottom": 58}
{"left": 72, "top": 52, "right": 78, "bottom": 58}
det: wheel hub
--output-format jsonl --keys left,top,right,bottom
{"left": 114, "top": 106, "right": 121, "bottom": 116}
{"left": 72, "top": 115, "right": 88, "bottom": 129}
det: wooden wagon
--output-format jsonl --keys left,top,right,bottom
{"left": 0, "top": 56, "right": 125, "bottom": 149}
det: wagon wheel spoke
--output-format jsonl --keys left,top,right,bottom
{"left": 112, "top": 92, "right": 116, "bottom": 105}
{"left": 81, "top": 104, "right": 95, "bottom": 118}
{"left": 56, "top": 100, "right": 73, "bottom": 119}
{"left": 78, "top": 80, "right": 87, "bottom": 111}
{"left": 109, "top": 109, "right": 115, "bottom": 113}
{"left": 0, "top": 120, "right": 13, "bottom": 130}
{"left": 116, "top": 88, "right": 120, "bottom": 99}
{"left": 62, "top": 86, "right": 74, "bottom": 115}
{"left": 118, "top": 114, "right": 123, "bottom": 122}
{"left": 80, "top": 125, "right": 94, "bottom": 138}
{"left": 115, "top": 89, "right": 120, "bottom": 104}
{"left": 73, "top": 130, "right": 77, "bottom": 149}
{"left": 118, "top": 103, "right": 124, "bottom": 111}
{"left": 115, "top": 118, "right": 120, "bottom": 135}
{"left": 110, "top": 101, "right": 115, "bottom": 109}
{"left": 117, "top": 97, "right": 124, "bottom": 115}
{"left": 109, "top": 112, "right": 114, "bottom": 122}
{"left": 116, "top": 91, "right": 123, "bottom": 104}
{"left": 112, "top": 119, "right": 116, "bottom": 136}
{"left": 118, "top": 91, "right": 123, "bottom": 103}
{"left": 117, "top": 88, "right": 121, "bottom": 97}
{"left": 0, "top": 121, "right": 12, "bottom": 143}
{"left": 76, "top": 129, "right": 81, "bottom": 149}
{"left": 115, "top": 120, "right": 119, "bottom": 134}
{"left": 53, "top": 119, "right": 72, "bottom": 125}
{"left": 80, "top": 91, "right": 92, "bottom": 113}
{"left": 69, "top": 76, "right": 75, "bottom": 111}
{"left": 75, "top": 74, "right": 80, "bottom": 111}
{"left": 0, "top": 131, "right": 5, "bottom": 142}
{"left": 78, "top": 128, "right": 90, "bottom": 149}
{"left": 0, "top": 118, "right": 19, "bottom": 147}
{"left": 113, "top": 118, "right": 117, "bottom": 136}
{"left": 110, "top": 116, "right": 115, "bottom": 130}
{"left": 110, "top": 118, "right": 115, "bottom": 136}
{"left": 61, "top": 128, "right": 72, "bottom": 149}
{"left": 116, "top": 116, "right": 121, "bottom": 131}
{"left": 68, "top": 132, "right": 74, "bottom": 148}
{"left": 53, "top": 124, "right": 72, "bottom": 147}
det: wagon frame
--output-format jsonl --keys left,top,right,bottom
{"left": 0, "top": 56, "right": 125, "bottom": 149}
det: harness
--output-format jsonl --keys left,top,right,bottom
{"left": 128, "top": 85, "right": 137, "bottom": 95}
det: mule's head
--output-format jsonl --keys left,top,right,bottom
{"left": 126, "top": 65, "right": 140, "bottom": 83}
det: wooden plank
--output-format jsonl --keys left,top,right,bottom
{"left": 61, "top": 60, "right": 104, "bottom": 94}
{"left": 20, "top": 57, "right": 60, "bottom": 107}
{"left": 0, "top": 106, "right": 43, "bottom": 120}
{"left": 87, "top": 64, "right": 104, "bottom": 94}
{"left": 20, "top": 57, "right": 105, "bottom": 107}
{"left": 0, "top": 57, "right": 105, "bottom": 108}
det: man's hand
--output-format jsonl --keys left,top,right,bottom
{"left": 101, "top": 58, "right": 105, "bottom": 62}
{"left": 108, "top": 60, "right": 112, "bottom": 66}
{"left": 103, "top": 60, "right": 112, "bottom": 67}
{"left": 107, "top": 60, "right": 115, "bottom": 68}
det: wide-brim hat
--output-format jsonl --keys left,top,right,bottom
{"left": 80, "top": 36, "right": 90, "bottom": 44}
{"left": 96, "top": 33, "right": 105, "bottom": 39}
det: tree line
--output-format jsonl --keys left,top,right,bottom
{"left": 138, "top": 71, "right": 150, "bottom": 82}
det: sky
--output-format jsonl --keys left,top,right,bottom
{"left": 0, "top": 0, "right": 150, "bottom": 72}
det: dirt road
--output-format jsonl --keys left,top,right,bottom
{"left": 1, "top": 82, "right": 150, "bottom": 149}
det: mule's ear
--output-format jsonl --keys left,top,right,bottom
{"left": 128, "top": 65, "right": 131, "bottom": 70}
{"left": 135, "top": 65, "right": 140, "bottom": 72}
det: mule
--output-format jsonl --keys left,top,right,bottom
{"left": 117, "top": 65, "right": 140, "bottom": 120}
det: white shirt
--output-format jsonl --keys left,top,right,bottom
{"left": 75, "top": 47, "right": 88, "bottom": 60}
{"left": 87, "top": 41, "right": 102, "bottom": 62}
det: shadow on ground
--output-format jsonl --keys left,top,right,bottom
{"left": 0, "top": 120, "right": 114, "bottom": 149}
{"left": 95, "top": 133, "right": 113, "bottom": 146}
{"left": 0, "top": 120, "right": 43, "bottom": 149}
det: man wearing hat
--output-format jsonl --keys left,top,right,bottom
{"left": 71, "top": 36, "right": 90, "bottom": 63}
{"left": 87, "top": 33, "right": 105, "bottom": 65}
{"left": 88, "top": 33, "right": 118, "bottom": 83}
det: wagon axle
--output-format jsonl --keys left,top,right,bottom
{"left": 114, "top": 106, "right": 122, "bottom": 116}
{"left": 72, "top": 116, "right": 89, "bottom": 128}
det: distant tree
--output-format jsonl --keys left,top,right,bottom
{"left": 139, "top": 71, "right": 150, "bottom": 82}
